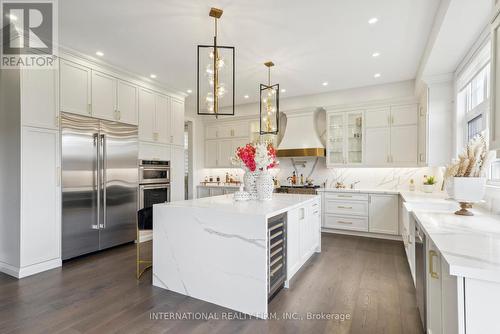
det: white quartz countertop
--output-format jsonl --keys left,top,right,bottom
{"left": 197, "top": 184, "right": 241, "bottom": 188}
{"left": 411, "top": 206, "right": 500, "bottom": 283}
{"left": 159, "top": 193, "right": 319, "bottom": 218}
{"left": 317, "top": 188, "right": 401, "bottom": 195}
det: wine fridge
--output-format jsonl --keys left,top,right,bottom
{"left": 268, "top": 213, "right": 287, "bottom": 300}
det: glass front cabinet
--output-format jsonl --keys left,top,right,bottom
{"left": 327, "top": 110, "right": 364, "bottom": 166}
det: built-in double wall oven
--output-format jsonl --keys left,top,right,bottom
{"left": 139, "top": 160, "right": 170, "bottom": 209}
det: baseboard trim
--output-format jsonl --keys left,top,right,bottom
{"left": 322, "top": 228, "right": 402, "bottom": 241}
{"left": 0, "top": 258, "right": 62, "bottom": 279}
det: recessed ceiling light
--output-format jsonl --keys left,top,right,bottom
{"left": 187, "top": 89, "right": 193, "bottom": 94}
{"left": 95, "top": 51, "right": 104, "bottom": 57}
{"left": 281, "top": 88, "right": 286, "bottom": 93}
{"left": 150, "top": 74, "right": 157, "bottom": 79}
{"left": 244, "top": 95, "right": 249, "bottom": 99}
{"left": 372, "top": 52, "right": 380, "bottom": 58}
{"left": 7, "top": 14, "right": 17, "bottom": 21}
{"left": 322, "top": 82, "right": 329, "bottom": 86}
{"left": 374, "top": 73, "right": 381, "bottom": 78}
{"left": 368, "top": 17, "right": 378, "bottom": 24}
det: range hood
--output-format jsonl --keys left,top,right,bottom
{"left": 276, "top": 110, "right": 326, "bottom": 158}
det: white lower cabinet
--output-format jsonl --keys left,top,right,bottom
{"left": 287, "top": 199, "right": 321, "bottom": 282}
{"left": 321, "top": 191, "right": 398, "bottom": 237}
{"left": 368, "top": 194, "right": 398, "bottom": 235}
{"left": 423, "top": 236, "right": 500, "bottom": 333}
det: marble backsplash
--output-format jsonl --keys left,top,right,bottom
{"left": 201, "top": 157, "right": 445, "bottom": 192}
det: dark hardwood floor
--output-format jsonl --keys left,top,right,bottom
{"left": 0, "top": 234, "right": 423, "bottom": 334}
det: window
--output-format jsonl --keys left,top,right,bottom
{"left": 455, "top": 41, "right": 500, "bottom": 185}
{"left": 458, "top": 63, "right": 490, "bottom": 142}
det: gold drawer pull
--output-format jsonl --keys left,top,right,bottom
{"left": 338, "top": 194, "right": 353, "bottom": 198}
{"left": 429, "top": 250, "right": 439, "bottom": 279}
{"left": 337, "top": 220, "right": 353, "bottom": 225}
{"left": 338, "top": 206, "right": 353, "bottom": 209}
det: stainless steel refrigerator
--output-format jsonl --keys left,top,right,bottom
{"left": 61, "top": 113, "right": 138, "bottom": 260}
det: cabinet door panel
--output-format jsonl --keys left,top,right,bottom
{"left": 138, "top": 142, "right": 171, "bottom": 161}
{"left": 91, "top": 71, "right": 117, "bottom": 121}
{"left": 171, "top": 99, "right": 185, "bottom": 146}
{"left": 155, "top": 94, "right": 171, "bottom": 144}
{"left": 171, "top": 146, "right": 185, "bottom": 201}
{"left": 117, "top": 80, "right": 138, "bottom": 125}
{"left": 21, "top": 127, "right": 60, "bottom": 266}
{"left": 368, "top": 194, "right": 398, "bottom": 235}
{"left": 138, "top": 89, "right": 155, "bottom": 142}
{"left": 365, "top": 107, "right": 390, "bottom": 128}
{"left": 232, "top": 122, "right": 249, "bottom": 137}
{"left": 217, "top": 139, "right": 234, "bottom": 167}
{"left": 205, "top": 141, "right": 218, "bottom": 167}
{"left": 391, "top": 125, "right": 418, "bottom": 165}
{"left": 427, "top": 240, "right": 442, "bottom": 334}
{"left": 21, "top": 69, "right": 58, "bottom": 129}
{"left": 365, "top": 127, "right": 390, "bottom": 165}
{"left": 206, "top": 125, "right": 218, "bottom": 139}
{"left": 391, "top": 104, "right": 418, "bottom": 126}
{"left": 60, "top": 60, "right": 91, "bottom": 116}
{"left": 287, "top": 208, "right": 301, "bottom": 280}
{"left": 327, "top": 113, "right": 345, "bottom": 165}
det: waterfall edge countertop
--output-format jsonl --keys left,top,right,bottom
{"left": 152, "top": 193, "right": 321, "bottom": 318}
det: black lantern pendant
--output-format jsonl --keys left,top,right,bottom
{"left": 259, "top": 61, "right": 279, "bottom": 135}
{"left": 197, "top": 8, "right": 235, "bottom": 117}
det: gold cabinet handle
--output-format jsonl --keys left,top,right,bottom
{"left": 337, "top": 206, "right": 353, "bottom": 209}
{"left": 87, "top": 103, "right": 92, "bottom": 115}
{"left": 337, "top": 220, "right": 353, "bottom": 225}
{"left": 338, "top": 194, "right": 353, "bottom": 198}
{"left": 429, "top": 250, "right": 439, "bottom": 279}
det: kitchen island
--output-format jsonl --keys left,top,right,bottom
{"left": 153, "top": 193, "right": 321, "bottom": 318}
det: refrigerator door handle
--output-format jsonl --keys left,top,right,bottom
{"left": 92, "top": 133, "right": 100, "bottom": 230}
{"left": 100, "top": 134, "right": 107, "bottom": 229}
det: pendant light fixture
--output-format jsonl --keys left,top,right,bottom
{"left": 197, "top": 7, "right": 235, "bottom": 117}
{"left": 259, "top": 61, "right": 279, "bottom": 135}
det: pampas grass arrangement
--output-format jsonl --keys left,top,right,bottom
{"left": 444, "top": 134, "right": 489, "bottom": 181}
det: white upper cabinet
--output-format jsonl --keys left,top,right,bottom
{"left": 206, "top": 125, "right": 219, "bottom": 139}
{"left": 391, "top": 125, "right": 418, "bottom": 165}
{"left": 91, "top": 70, "right": 117, "bottom": 121}
{"left": 490, "top": 13, "right": 500, "bottom": 151}
{"left": 171, "top": 99, "right": 185, "bottom": 146}
{"left": 365, "top": 127, "right": 390, "bottom": 165}
{"left": 326, "top": 111, "right": 364, "bottom": 166}
{"left": 365, "top": 107, "right": 390, "bottom": 128}
{"left": 117, "top": 80, "right": 138, "bottom": 125}
{"left": 21, "top": 69, "right": 58, "bottom": 130}
{"left": 60, "top": 59, "right": 91, "bottom": 116}
{"left": 138, "top": 88, "right": 156, "bottom": 142}
{"left": 205, "top": 141, "right": 218, "bottom": 168}
{"left": 391, "top": 104, "right": 418, "bottom": 126}
{"left": 218, "top": 139, "right": 234, "bottom": 167}
{"left": 232, "top": 123, "right": 249, "bottom": 137}
{"left": 155, "top": 94, "right": 171, "bottom": 144}
{"left": 368, "top": 194, "right": 398, "bottom": 235}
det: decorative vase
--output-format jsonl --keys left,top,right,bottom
{"left": 244, "top": 171, "right": 258, "bottom": 200}
{"left": 422, "top": 184, "right": 434, "bottom": 193}
{"left": 256, "top": 171, "right": 274, "bottom": 201}
{"left": 447, "top": 177, "right": 486, "bottom": 216}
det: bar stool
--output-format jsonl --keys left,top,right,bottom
{"left": 137, "top": 207, "right": 153, "bottom": 279}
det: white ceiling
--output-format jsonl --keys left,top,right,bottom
{"left": 60, "top": 0, "right": 440, "bottom": 106}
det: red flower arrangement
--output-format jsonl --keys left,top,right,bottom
{"left": 232, "top": 143, "right": 279, "bottom": 172}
